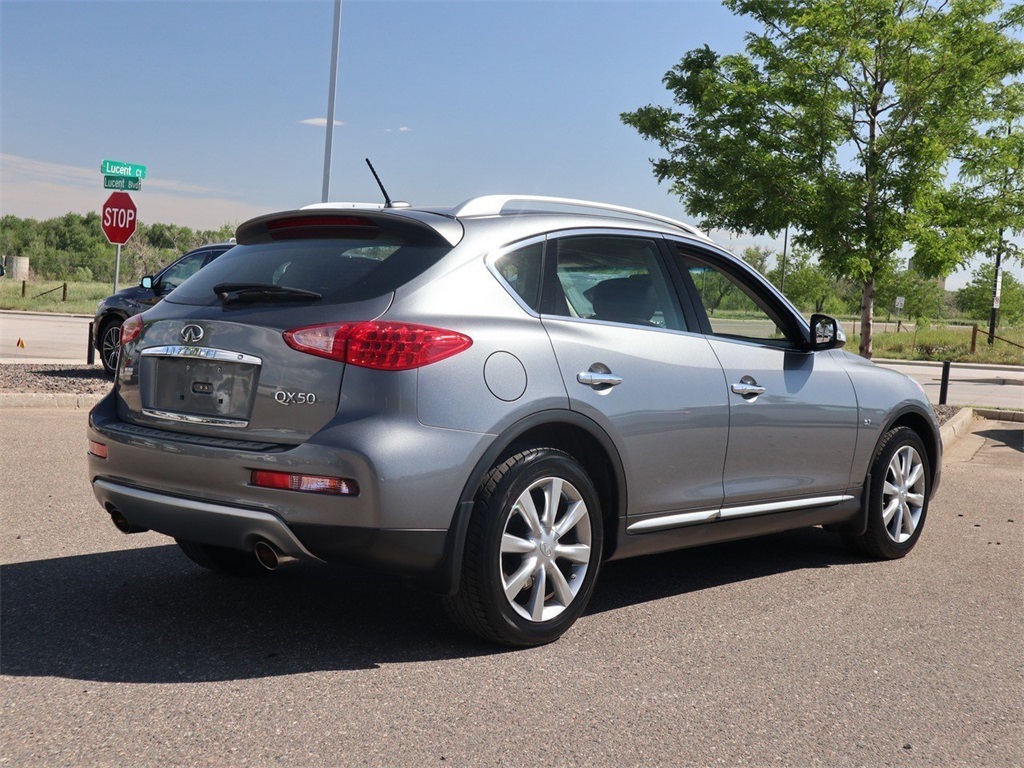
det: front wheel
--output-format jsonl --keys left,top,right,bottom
{"left": 98, "top": 319, "right": 123, "bottom": 375}
{"left": 444, "top": 449, "right": 603, "bottom": 646}
{"left": 845, "top": 426, "right": 930, "bottom": 559}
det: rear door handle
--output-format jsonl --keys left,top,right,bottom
{"left": 577, "top": 371, "right": 623, "bottom": 388}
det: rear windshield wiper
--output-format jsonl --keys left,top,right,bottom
{"left": 213, "top": 283, "right": 322, "bottom": 304}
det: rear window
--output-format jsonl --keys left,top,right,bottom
{"left": 164, "top": 238, "right": 451, "bottom": 306}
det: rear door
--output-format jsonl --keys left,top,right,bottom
{"left": 674, "top": 246, "right": 859, "bottom": 508}
{"left": 515, "top": 232, "right": 730, "bottom": 519}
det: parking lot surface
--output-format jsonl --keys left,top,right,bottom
{"left": 1, "top": 409, "right": 1021, "bottom": 767}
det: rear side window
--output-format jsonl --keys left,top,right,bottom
{"left": 165, "top": 238, "right": 451, "bottom": 306}
{"left": 547, "top": 236, "right": 686, "bottom": 331}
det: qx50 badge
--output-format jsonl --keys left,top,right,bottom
{"left": 180, "top": 324, "right": 205, "bottom": 343}
{"left": 274, "top": 391, "right": 318, "bottom": 405}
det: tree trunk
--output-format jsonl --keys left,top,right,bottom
{"left": 859, "top": 277, "right": 875, "bottom": 358}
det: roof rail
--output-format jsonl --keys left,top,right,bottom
{"left": 450, "top": 195, "right": 707, "bottom": 238}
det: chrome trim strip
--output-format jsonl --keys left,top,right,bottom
{"left": 718, "top": 495, "right": 854, "bottom": 519}
{"left": 627, "top": 494, "right": 855, "bottom": 534}
{"left": 627, "top": 509, "right": 720, "bottom": 533}
{"left": 141, "top": 346, "right": 263, "bottom": 366}
{"left": 142, "top": 409, "right": 249, "bottom": 428}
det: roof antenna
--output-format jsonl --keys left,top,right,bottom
{"left": 365, "top": 158, "right": 397, "bottom": 208}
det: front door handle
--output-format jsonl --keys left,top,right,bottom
{"left": 577, "top": 371, "right": 623, "bottom": 388}
{"left": 731, "top": 375, "right": 765, "bottom": 398}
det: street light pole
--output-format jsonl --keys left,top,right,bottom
{"left": 321, "top": 0, "right": 343, "bottom": 203}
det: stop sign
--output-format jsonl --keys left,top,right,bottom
{"left": 101, "top": 191, "right": 138, "bottom": 245}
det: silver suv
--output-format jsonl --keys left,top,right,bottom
{"left": 87, "top": 195, "right": 941, "bottom": 646}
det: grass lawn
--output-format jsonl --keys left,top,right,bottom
{"left": 0, "top": 280, "right": 111, "bottom": 315}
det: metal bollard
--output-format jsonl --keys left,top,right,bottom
{"left": 939, "top": 360, "right": 951, "bottom": 405}
{"left": 87, "top": 322, "right": 95, "bottom": 365}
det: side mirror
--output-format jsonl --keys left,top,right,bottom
{"left": 140, "top": 276, "right": 154, "bottom": 289}
{"left": 808, "top": 314, "right": 846, "bottom": 351}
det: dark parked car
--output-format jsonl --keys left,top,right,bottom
{"left": 87, "top": 196, "right": 941, "bottom": 646}
{"left": 92, "top": 242, "right": 234, "bottom": 373}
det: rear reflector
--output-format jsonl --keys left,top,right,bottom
{"left": 284, "top": 321, "right": 472, "bottom": 370}
{"left": 88, "top": 440, "right": 108, "bottom": 459}
{"left": 251, "top": 470, "right": 359, "bottom": 496}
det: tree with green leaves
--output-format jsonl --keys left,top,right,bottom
{"left": 956, "top": 263, "right": 1024, "bottom": 326}
{"left": 623, "top": 0, "right": 1023, "bottom": 357}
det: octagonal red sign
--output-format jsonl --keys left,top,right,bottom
{"left": 101, "top": 191, "right": 137, "bottom": 245}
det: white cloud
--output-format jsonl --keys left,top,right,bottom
{"left": 299, "top": 118, "right": 345, "bottom": 127}
{"left": 384, "top": 126, "right": 413, "bottom": 133}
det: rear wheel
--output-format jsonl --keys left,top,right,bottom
{"left": 175, "top": 539, "right": 268, "bottom": 577}
{"left": 98, "top": 318, "right": 123, "bottom": 375}
{"left": 845, "top": 426, "right": 930, "bottom": 559}
{"left": 444, "top": 449, "right": 603, "bottom": 646}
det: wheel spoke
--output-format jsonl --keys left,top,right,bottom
{"left": 555, "top": 543, "right": 591, "bottom": 564}
{"left": 905, "top": 462, "right": 924, "bottom": 489}
{"left": 906, "top": 492, "right": 925, "bottom": 507}
{"left": 554, "top": 499, "right": 587, "bottom": 538}
{"left": 501, "top": 533, "right": 535, "bottom": 555}
{"left": 504, "top": 557, "right": 537, "bottom": 600}
{"left": 882, "top": 496, "right": 900, "bottom": 525}
{"left": 902, "top": 504, "right": 918, "bottom": 536}
{"left": 890, "top": 506, "right": 904, "bottom": 539}
{"left": 515, "top": 492, "right": 543, "bottom": 537}
{"left": 883, "top": 480, "right": 901, "bottom": 497}
{"left": 527, "top": 566, "right": 547, "bottom": 621}
{"left": 541, "top": 477, "right": 563, "bottom": 529}
{"left": 546, "top": 563, "right": 575, "bottom": 606}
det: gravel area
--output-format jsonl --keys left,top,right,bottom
{"left": 0, "top": 363, "right": 965, "bottom": 425}
{"left": 0, "top": 364, "right": 112, "bottom": 396}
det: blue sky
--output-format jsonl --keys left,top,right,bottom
{"left": 0, "top": 0, "right": 1014, "bottom": 289}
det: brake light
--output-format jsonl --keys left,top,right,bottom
{"left": 251, "top": 470, "right": 358, "bottom": 496}
{"left": 121, "top": 314, "right": 143, "bottom": 345}
{"left": 265, "top": 216, "right": 379, "bottom": 240}
{"left": 284, "top": 321, "right": 472, "bottom": 370}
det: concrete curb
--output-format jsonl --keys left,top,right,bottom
{"left": 0, "top": 392, "right": 106, "bottom": 409}
{"left": 940, "top": 407, "right": 976, "bottom": 447}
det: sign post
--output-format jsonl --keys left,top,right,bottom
{"left": 101, "top": 191, "right": 138, "bottom": 293}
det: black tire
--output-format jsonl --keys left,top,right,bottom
{"left": 845, "top": 426, "right": 930, "bottom": 559}
{"left": 443, "top": 449, "right": 603, "bottom": 647}
{"left": 98, "top": 318, "right": 123, "bottom": 375}
{"left": 175, "top": 539, "right": 268, "bottom": 577}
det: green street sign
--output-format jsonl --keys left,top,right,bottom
{"left": 101, "top": 159, "right": 147, "bottom": 179}
{"left": 104, "top": 175, "right": 142, "bottom": 191}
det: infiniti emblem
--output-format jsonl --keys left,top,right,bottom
{"left": 181, "top": 324, "right": 205, "bottom": 344}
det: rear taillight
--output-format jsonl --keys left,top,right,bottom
{"left": 251, "top": 470, "right": 358, "bottom": 496}
{"left": 121, "top": 314, "right": 143, "bottom": 346}
{"left": 284, "top": 321, "right": 472, "bottom": 371}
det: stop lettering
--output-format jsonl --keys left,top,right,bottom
{"left": 101, "top": 192, "right": 138, "bottom": 245}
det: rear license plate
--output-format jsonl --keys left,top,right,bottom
{"left": 144, "top": 357, "right": 259, "bottom": 421}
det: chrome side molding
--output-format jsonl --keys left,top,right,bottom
{"left": 627, "top": 494, "right": 855, "bottom": 534}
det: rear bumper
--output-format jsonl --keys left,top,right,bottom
{"left": 92, "top": 476, "right": 450, "bottom": 583}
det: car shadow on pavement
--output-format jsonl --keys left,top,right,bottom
{"left": 590, "top": 525, "right": 859, "bottom": 614}
{"left": 973, "top": 426, "right": 1024, "bottom": 452}
{"left": 1, "top": 527, "right": 861, "bottom": 684}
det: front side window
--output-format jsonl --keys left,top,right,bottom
{"left": 158, "top": 251, "right": 209, "bottom": 291}
{"left": 682, "top": 255, "right": 794, "bottom": 344}
{"left": 547, "top": 236, "right": 685, "bottom": 331}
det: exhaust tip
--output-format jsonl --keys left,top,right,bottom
{"left": 109, "top": 508, "right": 148, "bottom": 534}
{"left": 253, "top": 540, "right": 280, "bottom": 571}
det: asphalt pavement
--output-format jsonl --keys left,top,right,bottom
{"left": 0, "top": 410, "right": 1021, "bottom": 766}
